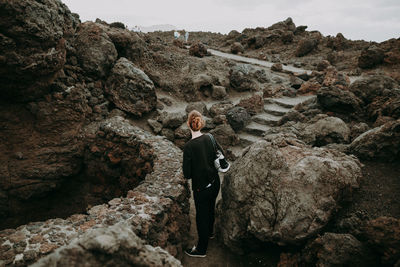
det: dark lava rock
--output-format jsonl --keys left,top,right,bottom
{"left": 358, "top": 45, "right": 385, "bottom": 69}
{"left": 295, "top": 39, "right": 318, "bottom": 57}
{"left": 189, "top": 42, "right": 207, "bottom": 58}
{"left": 0, "top": 0, "right": 79, "bottom": 102}
{"left": 106, "top": 57, "right": 156, "bottom": 117}
{"left": 317, "top": 86, "right": 362, "bottom": 114}
{"left": 230, "top": 42, "right": 244, "bottom": 54}
{"left": 74, "top": 22, "right": 118, "bottom": 78}
{"left": 226, "top": 107, "right": 251, "bottom": 131}
{"left": 349, "top": 75, "right": 398, "bottom": 104}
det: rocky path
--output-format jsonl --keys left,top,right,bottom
{"left": 208, "top": 49, "right": 311, "bottom": 74}
{"left": 234, "top": 95, "right": 315, "bottom": 155}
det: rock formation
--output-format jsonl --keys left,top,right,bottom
{"left": 217, "top": 135, "right": 362, "bottom": 252}
{"left": 31, "top": 223, "right": 182, "bottom": 267}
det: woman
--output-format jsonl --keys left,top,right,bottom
{"left": 183, "top": 110, "right": 224, "bottom": 257}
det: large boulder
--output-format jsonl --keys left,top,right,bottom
{"left": 31, "top": 223, "right": 182, "bottom": 267}
{"left": 230, "top": 42, "right": 244, "bottom": 54}
{"left": 98, "top": 23, "right": 148, "bottom": 62}
{"left": 106, "top": 57, "right": 157, "bottom": 117}
{"left": 268, "top": 17, "right": 296, "bottom": 32}
{"left": 74, "top": 22, "right": 118, "bottom": 78}
{"left": 217, "top": 136, "right": 362, "bottom": 252}
{"left": 301, "top": 233, "right": 377, "bottom": 267}
{"left": 349, "top": 75, "right": 399, "bottom": 104}
{"left": 358, "top": 45, "right": 385, "bottom": 69}
{"left": 304, "top": 116, "right": 351, "bottom": 146}
{"left": 295, "top": 39, "right": 318, "bottom": 57}
{"left": 209, "top": 124, "right": 240, "bottom": 146}
{"left": 229, "top": 64, "right": 260, "bottom": 91}
{"left": 349, "top": 119, "right": 400, "bottom": 161}
{"left": 189, "top": 42, "right": 207, "bottom": 58}
{"left": 317, "top": 86, "right": 363, "bottom": 114}
{"left": 0, "top": 0, "right": 79, "bottom": 102}
{"left": 226, "top": 107, "right": 251, "bottom": 131}
{"left": 361, "top": 217, "right": 400, "bottom": 265}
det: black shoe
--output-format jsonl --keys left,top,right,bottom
{"left": 185, "top": 246, "right": 206, "bottom": 258}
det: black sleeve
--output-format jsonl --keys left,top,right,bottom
{"left": 183, "top": 144, "right": 192, "bottom": 179}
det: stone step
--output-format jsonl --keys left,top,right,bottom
{"left": 252, "top": 113, "right": 282, "bottom": 126}
{"left": 243, "top": 122, "right": 271, "bottom": 136}
{"left": 264, "top": 95, "right": 317, "bottom": 108}
{"left": 264, "top": 103, "right": 291, "bottom": 116}
{"left": 238, "top": 133, "right": 260, "bottom": 148}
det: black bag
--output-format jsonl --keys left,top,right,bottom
{"left": 207, "top": 133, "right": 230, "bottom": 173}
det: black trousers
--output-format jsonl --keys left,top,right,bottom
{"left": 193, "top": 178, "right": 220, "bottom": 254}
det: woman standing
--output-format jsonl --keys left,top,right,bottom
{"left": 183, "top": 110, "right": 223, "bottom": 257}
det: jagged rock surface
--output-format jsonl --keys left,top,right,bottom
{"left": 217, "top": 136, "right": 362, "bottom": 252}
{"left": 31, "top": 223, "right": 182, "bottom": 267}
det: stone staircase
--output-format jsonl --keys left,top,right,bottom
{"left": 234, "top": 95, "right": 316, "bottom": 154}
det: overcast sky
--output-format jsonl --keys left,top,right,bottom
{"left": 62, "top": 0, "right": 400, "bottom": 42}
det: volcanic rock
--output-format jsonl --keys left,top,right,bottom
{"left": 317, "top": 86, "right": 362, "bottom": 114}
{"left": 212, "top": 85, "right": 228, "bottom": 100}
{"left": 358, "top": 45, "right": 385, "bottom": 69}
{"left": 231, "top": 42, "right": 244, "bottom": 54}
{"left": 304, "top": 116, "right": 351, "bottom": 146}
{"left": 349, "top": 75, "right": 399, "bottom": 104}
{"left": 0, "top": 0, "right": 79, "bottom": 102}
{"left": 209, "top": 101, "right": 235, "bottom": 117}
{"left": 217, "top": 136, "right": 362, "bottom": 252}
{"left": 31, "top": 223, "right": 182, "bottom": 267}
{"left": 229, "top": 64, "right": 260, "bottom": 91}
{"left": 106, "top": 57, "right": 157, "bottom": 117}
{"left": 74, "top": 22, "right": 118, "bottom": 78}
{"left": 349, "top": 119, "right": 400, "bottom": 161}
{"left": 295, "top": 39, "right": 318, "bottom": 57}
{"left": 209, "top": 124, "right": 240, "bottom": 146}
{"left": 301, "top": 233, "right": 376, "bottom": 267}
{"left": 237, "top": 94, "right": 263, "bottom": 115}
{"left": 185, "top": 102, "right": 208, "bottom": 116}
{"left": 226, "top": 107, "right": 251, "bottom": 131}
{"left": 189, "top": 42, "right": 208, "bottom": 58}
{"left": 361, "top": 217, "right": 400, "bottom": 265}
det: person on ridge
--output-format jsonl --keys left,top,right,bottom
{"left": 183, "top": 110, "right": 225, "bottom": 258}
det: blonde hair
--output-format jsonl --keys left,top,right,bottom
{"left": 187, "top": 110, "right": 205, "bottom": 131}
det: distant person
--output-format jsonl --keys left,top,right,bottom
{"left": 174, "top": 31, "right": 180, "bottom": 39}
{"left": 185, "top": 31, "right": 189, "bottom": 42}
{"left": 183, "top": 110, "right": 225, "bottom": 257}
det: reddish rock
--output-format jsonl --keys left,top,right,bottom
{"left": 295, "top": 39, "right": 318, "bottom": 57}
{"left": 297, "top": 81, "right": 321, "bottom": 95}
{"left": 230, "top": 42, "right": 244, "bottom": 54}
{"left": 0, "top": 0, "right": 78, "bottom": 102}
{"left": 237, "top": 94, "right": 263, "bottom": 115}
{"left": 189, "top": 42, "right": 208, "bottom": 57}
{"left": 362, "top": 217, "right": 400, "bottom": 265}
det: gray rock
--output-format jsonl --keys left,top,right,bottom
{"left": 74, "top": 22, "right": 118, "bottom": 78}
{"left": 212, "top": 85, "right": 227, "bottom": 100}
{"left": 0, "top": 0, "right": 78, "bottom": 101}
{"left": 185, "top": 102, "right": 208, "bottom": 116}
{"left": 229, "top": 64, "right": 259, "bottom": 92}
{"left": 159, "top": 111, "right": 186, "bottom": 129}
{"left": 304, "top": 116, "right": 351, "bottom": 146}
{"left": 106, "top": 57, "right": 157, "bottom": 117}
{"left": 317, "top": 86, "right": 362, "bottom": 114}
{"left": 231, "top": 42, "right": 244, "bottom": 54}
{"left": 161, "top": 128, "right": 175, "bottom": 142}
{"left": 209, "top": 101, "right": 235, "bottom": 117}
{"left": 209, "top": 124, "right": 240, "bottom": 146}
{"left": 358, "top": 45, "right": 385, "bottom": 69}
{"left": 349, "top": 119, "right": 400, "bottom": 161}
{"left": 217, "top": 136, "right": 362, "bottom": 252}
{"left": 226, "top": 107, "right": 251, "bottom": 131}
{"left": 349, "top": 75, "right": 399, "bottom": 104}
{"left": 147, "top": 119, "right": 163, "bottom": 134}
{"left": 31, "top": 223, "right": 182, "bottom": 267}
{"left": 295, "top": 39, "right": 318, "bottom": 57}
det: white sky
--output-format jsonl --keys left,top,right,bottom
{"left": 62, "top": 0, "right": 400, "bottom": 42}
